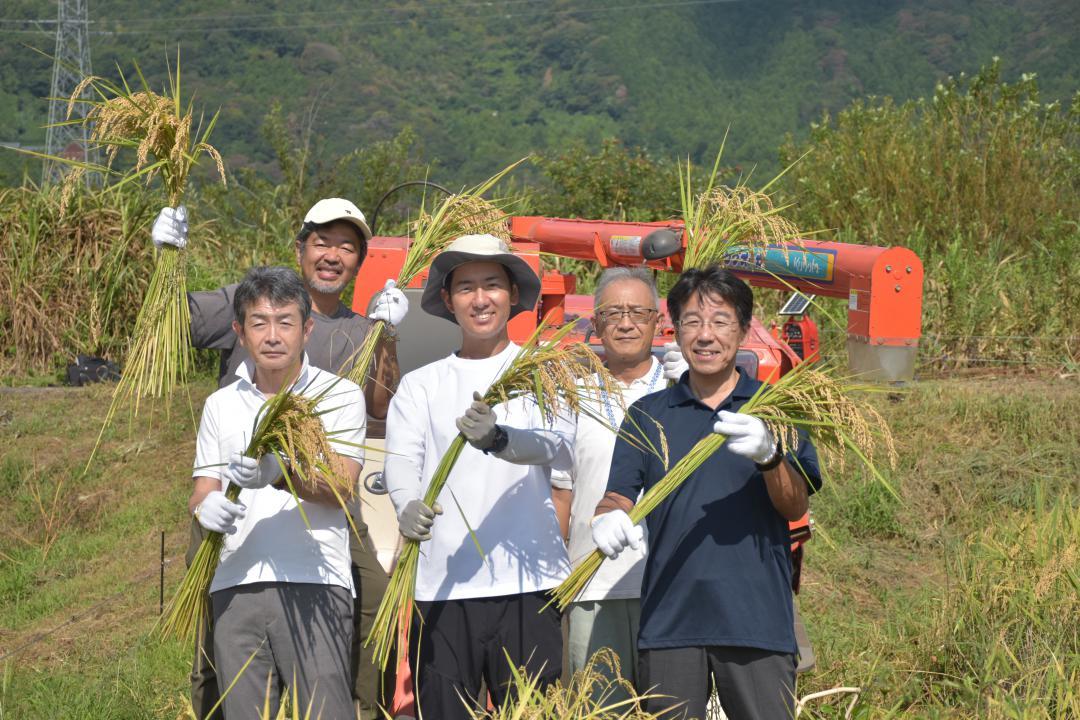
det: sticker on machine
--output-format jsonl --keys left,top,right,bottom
{"left": 848, "top": 290, "right": 858, "bottom": 310}
{"left": 610, "top": 235, "right": 642, "bottom": 257}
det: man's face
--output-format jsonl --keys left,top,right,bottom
{"left": 592, "top": 279, "right": 658, "bottom": 366}
{"left": 295, "top": 221, "right": 364, "bottom": 296}
{"left": 441, "top": 261, "right": 519, "bottom": 342}
{"left": 675, "top": 290, "right": 747, "bottom": 377}
{"left": 233, "top": 299, "right": 314, "bottom": 374}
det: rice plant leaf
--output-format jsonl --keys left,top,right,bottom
{"left": 446, "top": 486, "right": 486, "bottom": 560}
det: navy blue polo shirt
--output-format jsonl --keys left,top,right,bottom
{"left": 606, "top": 367, "right": 822, "bottom": 654}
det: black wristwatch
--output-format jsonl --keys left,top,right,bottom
{"left": 755, "top": 439, "right": 784, "bottom": 471}
{"left": 483, "top": 425, "right": 510, "bottom": 455}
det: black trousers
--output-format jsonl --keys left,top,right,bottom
{"left": 639, "top": 645, "right": 797, "bottom": 720}
{"left": 410, "top": 590, "right": 563, "bottom": 720}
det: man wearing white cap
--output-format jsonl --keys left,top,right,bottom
{"left": 152, "top": 199, "right": 405, "bottom": 719}
{"left": 384, "top": 234, "right": 573, "bottom": 719}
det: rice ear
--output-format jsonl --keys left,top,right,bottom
{"left": 679, "top": 142, "right": 807, "bottom": 271}
{"left": 366, "top": 316, "right": 625, "bottom": 671}
{"left": 159, "top": 381, "right": 365, "bottom": 643}
{"left": 550, "top": 361, "right": 899, "bottom": 609}
{"left": 344, "top": 159, "right": 526, "bottom": 388}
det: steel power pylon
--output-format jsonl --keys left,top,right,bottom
{"left": 43, "top": 0, "right": 94, "bottom": 185}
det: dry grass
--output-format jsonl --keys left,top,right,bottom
{"left": 0, "top": 184, "right": 156, "bottom": 376}
{"left": 457, "top": 649, "right": 674, "bottom": 719}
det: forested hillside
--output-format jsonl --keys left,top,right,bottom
{"left": 1, "top": 0, "right": 1077, "bottom": 183}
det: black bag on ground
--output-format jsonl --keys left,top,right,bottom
{"left": 66, "top": 355, "right": 121, "bottom": 386}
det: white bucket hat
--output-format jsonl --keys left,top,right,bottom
{"left": 421, "top": 234, "right": 541, "bottom": 324}
{"left": 303, "top": 198, "right": 373, "bottom": 243}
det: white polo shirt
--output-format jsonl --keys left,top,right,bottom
{"left": 193, "top": 355, "right": 366, "bottom": 595}
{"left": 554, "top": 356, "right": 666, "bottom": 602}
{"left": 385, "top": 343, "right": 574, "bottom": 602}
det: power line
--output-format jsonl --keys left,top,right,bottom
{"left": 0, "top": 0, "right": 550, "bottom": 27}
{"left": 0, "top": 0, "right": 743, "bottom": 37}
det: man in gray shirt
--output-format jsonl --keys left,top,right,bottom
{"left": 153, "top": 198, "right": 405, "bottom": 719}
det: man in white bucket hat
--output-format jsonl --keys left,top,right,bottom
{"left": 384, "top": 234, "right": 574, "bottom": 719}
{"left": 152, "top": 198, "right": 404, "bottom": 719}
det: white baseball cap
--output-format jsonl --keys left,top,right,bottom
{"left": 303, "top": 198, "right": 373, "bottom": 243}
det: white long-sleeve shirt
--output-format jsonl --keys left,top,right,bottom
{"left": 385, "top": 343, "right": 573, "bottom": 601}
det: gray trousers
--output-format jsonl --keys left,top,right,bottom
{"left": 639, "top": 645, "right": 796, "bottom": 720}
{"left": 211, "top": 582, "right": 353, "bottom": 720}
{"left": 567, "top": 599, "right": 640, "bottom": 703}
{"left": 187, "top": 517, "right": 391, "bottom": 720}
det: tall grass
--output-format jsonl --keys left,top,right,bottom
{"left": 922, "top": 487, "right": 1079, "bottom": 717}
{"left": 795, "top": 378, "right": 1080, "bottom": 719}
{"left": 0, "top": 184, "right": 156, "bottom": 378}
{"left": 781, "top": 59, "right": 1080, "bottom": 366}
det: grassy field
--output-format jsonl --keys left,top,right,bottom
{"left": 0, "top": 372, "right": 1076, "bottom": 718}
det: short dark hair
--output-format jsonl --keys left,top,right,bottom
{"left": 295, "top": 220, "right": 368, "bottom": 259}
{"left": 666, "top": 265, "right": 754, "bottom": 330}
{"left": 233, "top": 266, "right": 312, "bottom": 325}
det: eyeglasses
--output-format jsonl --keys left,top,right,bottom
{"left": 596, "top": 307, "right": 658, "bottom": 325}
{"left": 677, "top": 317, "right": 740, "bottom": 334}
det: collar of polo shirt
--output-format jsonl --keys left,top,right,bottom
{"left": 668, "top": 365, "right": 756, "bottom": 408}
{"left": 235, "top": 352, "right": 315, "bottom": 396}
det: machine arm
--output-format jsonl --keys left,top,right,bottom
{"left": 510, "top": 216, "right": 924, "bottom": 381}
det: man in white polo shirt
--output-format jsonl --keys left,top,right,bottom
{"left": 384, "top": 234, "right": 573, "bottom": 719}
{"left": 554, "top": 267, "right": 686, "bottom": 699}
{"left": 188, "top": 266, "right": 366, "bottom": 718}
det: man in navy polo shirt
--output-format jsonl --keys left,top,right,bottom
{"left": 590, "top": 265, "right": 821, "bottom": 720}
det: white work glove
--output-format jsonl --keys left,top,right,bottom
{"left": 661, "top": 341, "right": 688, "bottom": 381}
{"left": 195, "top": 490, "right": 246, "bottom": 535}
{"left": 221, "top": 451, "right": 283, "bottom": 490}
{"left": 398, "top": 499, "right": 443, "bottom": 541}
{"left": 151, "top": 205, "right": 188, "bottom": 249}
{"left": 590, "top": 510, "right": 644, "bottom": 559}
{"left": 370, "top": 279, "right": 409, "bottom": 326}
{"left": 456, "top": 391, "right": 498, "bottom": 450}
{"left": 713, "top": 411, "right": 778, "bottom": 464}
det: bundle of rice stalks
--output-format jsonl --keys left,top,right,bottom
{"left": 344, "top": 159, "right": 524, "bottom": 387}
{"left": 159, "top": 377, "right": 359, "bottom": 644}
{"left": 550, "top": 360, "right": 898, "bottom": 609}
{"left": 365, "top": 320, "right": 620, "bottom": 672}
{"left": 459, "top": 649, "right": 671, "bottom": 719}
{"left": 678, "top": 132, "right": 806, "bottom": 271}
{"left": 51, "top": 57, "right": 227, "bottom": 469}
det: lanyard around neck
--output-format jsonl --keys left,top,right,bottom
{"left": 600, "top": 361, "right": 663, "bottom": 430}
